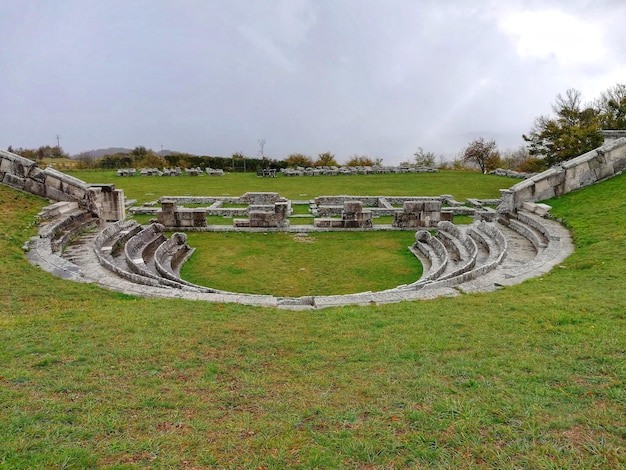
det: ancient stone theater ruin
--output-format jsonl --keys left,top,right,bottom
{"left": 2, "top": 133, "right": 625, "bottom": 309}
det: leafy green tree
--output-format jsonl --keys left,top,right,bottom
{"left": 10, "top": 145, "right": 67, "bottom": 161}
{"left": 345, "top": 154, "right": 374, "bottom": 166}
{"left": 314, "top": 152, "right": 338, "bottom": 167}
{"left": 594, "top": 83, "right": 626, "bottom": 129}
{"left": 413, "top": 147, "right": 436, "bottom": 167}
{"left": 99, "top": 153, "right": 133, "bottom": 169}
{"left": 285, "top": 153, "right": 314, "bottom": 167}
{"left": 130, "top": 146, "right": 150, "bottom": 162}
{"left": 76, "top": 152, "right": 97, "bottom": 169}
{"left": 461, "top": 138, "right": 501, "bottom": 173}
{"left": 523, "top": 89, "right": 603, "bottom": 166}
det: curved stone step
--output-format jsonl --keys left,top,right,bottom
{"left": 495, "top": 212, "right": 573, "bottom": 283}
{"left": 419, "top": 221, "right": 507, "bottom": 291}
{"left": 153, "top": 233, "right": 218, "bottom": 292}
{"left": 124, "top": 224, "right": 165, "bottom": 273}
{"left": 435, "top": 221, "right": 478, "bottom": 281}
{"left": 94, "top": 219, "right": 142, "bottom": 259}
{"left": 508, "top": 218, "right": 547, "bottom": 250}
{"left": 123, "top": 224, "right": 204, "bottom": 291}
{"left": 38, "top": 208, "right": 99, "bottom": 253}
{"left": 90, "top": 222, "right": 195, "bottom": 290}
{"left": 407, "top": 230, "right": 448, "bottom": 286}
{"left": 516, "top": 210, "right": 563, "bottom": 241}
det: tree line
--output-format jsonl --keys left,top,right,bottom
{"left": 462, "top": 83, "right": 626, "bottom": 173}
{"left": 7, "top": 83, "right": 625, "bottom": 174}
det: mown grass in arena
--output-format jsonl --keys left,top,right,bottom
{"left": 181, "top": 231, "right": 420, "bottom": 296}
{"left": 68, "top": 169, "right": 514, "bottom": 204}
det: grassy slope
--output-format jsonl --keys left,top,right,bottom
{"left": 0, "top": 174, "right": 624, "bottom": 469}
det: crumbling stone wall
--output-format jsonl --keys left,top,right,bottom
{"left": 393, "top": 199, "right": 442, "bottom": 228}
{"left": 233, "top": 201, "right": 291, "bottom": 228}
{"left": 0, "top": 150, "right": 125, "bottom": 221}
{"left": 157, "top": 200, "right": 207, "bottom": 228}
{"left": 314, "top": 201, "right": 372, "bottom": 228}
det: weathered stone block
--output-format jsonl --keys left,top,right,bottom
{"left": 344, "top": 201, "right": 363, "bottom": 213}
{"left": 233, "top": 219, "right": 251, "bottom": 227}
{"left": 403, "top": 201, "right": 423, "bottom": 213}
{"left": 45, "top": 175, "right": 63, "bottom": 190}
{"left": 24, "top": 179, "right": 47, "bottom": 198}
{"left": 3, "top": 173, "right": 26, "bottom": 189}
{"left": 423, "top": 200, "right": 441, "bottom": 212}
{"left": 44, "top": 186, "right": 72, "bottom": 202}
{"left": 440, "top": 211, "right": 454, "bottom": 222}
{"left": 533, "top": 178, "right": 556, "bottom": 201}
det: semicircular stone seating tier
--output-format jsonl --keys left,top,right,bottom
{"left": 10, "top": 135, "right": 626, "bottom": 309}
{"left": 26, "top": 201, "right": 573, "bottom": 310}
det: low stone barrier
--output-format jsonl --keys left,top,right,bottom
{"left": 498, "top": 137, "right": 626, "bottom": 212}
{"left": 0, "top": 150, "right": 125, "bottom": 221}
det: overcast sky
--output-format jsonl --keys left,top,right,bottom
{"left": 1, "top": 0, "right": 625, "bottom": 164}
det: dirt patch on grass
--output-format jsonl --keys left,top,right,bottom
{"left": 292, "top": 234, "right": 316, "bottom": 243}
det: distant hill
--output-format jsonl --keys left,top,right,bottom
{"left": 72, "top": 148, "right": 132, "bottom": 159}
{"left": 72, "top": 148, "right": 186, "bottom": 159}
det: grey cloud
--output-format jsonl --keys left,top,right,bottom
{"left": 0, "top": 0, "right": 623, "bottom": 164}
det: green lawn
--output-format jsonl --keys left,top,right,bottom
{"left": 67, "top": 169, "right": 513, "bottom": 204}
{"left": 0, "top": 172, "right": 624, "bottom": 468}
{"left": 181, "top": 231, "right": 420, "bottom": 296}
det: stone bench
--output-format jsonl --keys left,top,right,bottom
{"left": 37, "top": 208, "right": 99, "bottom": 253}
{"left": 407, "top": 230, "right": 448, "bottom": 286}
{"left": 418, "top": 222, "right": 506, "bottom": 289}
{"left": 122, "top": 224, "right": 202, "bottom": 290}
{"left": 435, "top": 221, "right": 479, "bottom": 281}
{"left": 508, "top": 218, "right": 548, "bottom": 250}
{"left": 516, "top": 210, "right": 562, "bottom": 241}
{"left": 153, "top": 233, "right": 217, "bottom": 293}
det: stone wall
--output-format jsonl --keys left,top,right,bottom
{"left": 314, "top": 200, "right": 372, "bottom": 228}
{"left": 392, "top": 200, "right": 442, "bottom": 228}
{"left": 601, "top": 130, "right": 626, "bottom": 146}
{"left": 157, "top": 200, "right": 207, "bottom": 228}
{"left": 0, "top": 150, "right": 125, "bottom": 221}
{"left": 498, "top": 137, "right": 626, "bottom": 212}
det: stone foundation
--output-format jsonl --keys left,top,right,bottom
{"left": 392, "top": 199, "right": 441, "bottom": 228}
{"left": 314, "top": 200, "right": 372, "bottom": 228}
{"left": 157, "top": 200, "right": 207, "bottom": 227}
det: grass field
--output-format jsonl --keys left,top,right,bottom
{"left": 1, "top": 171, "right": 625, "bottom": 468}
{"left": 66, "top": 170, "right": 513, "bottom": 204}
{"left": 181, "top": 231, "right": 421, "bottom": 297}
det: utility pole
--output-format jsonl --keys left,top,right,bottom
{"left": 258, "top": 138, "right": 267, "bottom": 169}
{"left": 56, "top": 134, "right": 61, "bottom": 148}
